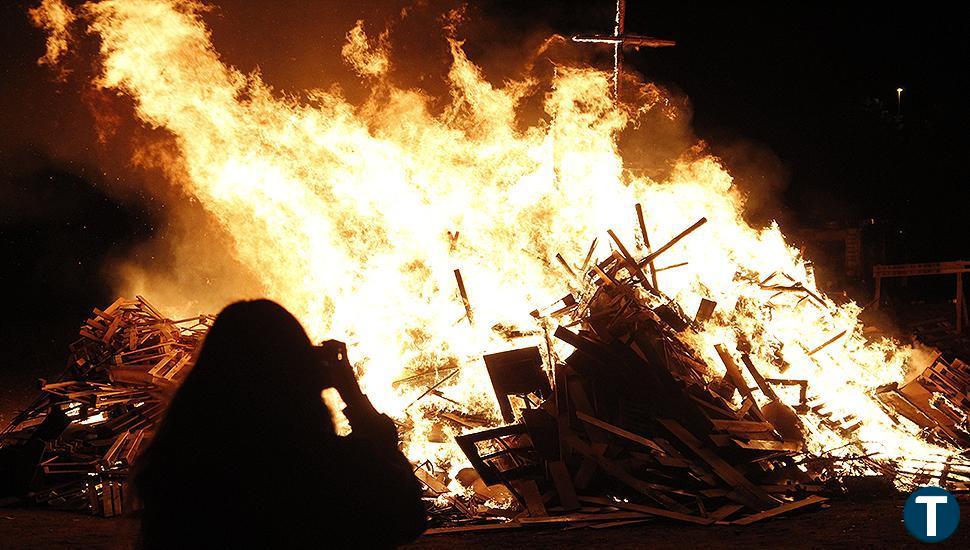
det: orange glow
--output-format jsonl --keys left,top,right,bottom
{"left": 33, "top": 0, "right": 956, "bottom": 490}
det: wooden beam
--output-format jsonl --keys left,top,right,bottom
{"left": 575, "top": 410, "right": 665, "bottom": 453}
{"left": 548, "top": 460, "right": 580, "bottom": 511}
{"left": 658, "top": 418, "right": 779, "bottom": 511}
{"left": 957, "top": 273, "right": 964, "bottom": 333}
{"left": 807, "top": 330, "right": 846, "bottom": 356}
{"left": 565, "top": 435, "right": 690, "bottom": 513}
{"left": 638, "top": 218, "right": 707, "bottom": 268}
{"left": 731, "top": 495, "right": 828, "bottom": 525}
{"left": 635, "top": 203, "right": 659, "bottom": 289}
{"left": 714, "top": 345, "right": 765, "bottom": 421}
{"left": 694, "top": 298, "right": 717, "bottom": 324}
{"left": 608, "top": 229, "right": 654, "bottom": 293}
{"left": 453, "top": 269, "right": 474, "bottom": 326}
{"left": 579, "top": 496, "right": 714, "bottom": 525}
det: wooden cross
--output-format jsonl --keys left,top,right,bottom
{"left": 572, "top": 0, "right": 675, "bottom": 99}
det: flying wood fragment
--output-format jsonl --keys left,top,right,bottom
{"left": 453, "top": 268, "right": 475, "bottom": 326}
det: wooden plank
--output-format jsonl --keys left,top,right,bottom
{"left": 637, "top": 217, "right": 708, "bottom": 268}
{"left": 549, "top": 460, "right": 580, "bottom": 511}
{"left": 608, "top": 229, "right": 654, "bottom": 292}
{"left": 589, "top": 518, "right": 653, "bottom": 529}
{"left": 807, "top": 330, "right": 846, "bottom": 356}
{"left": 635, "top": 203, "right": 659, "bottom": 290}
{"left": 102, "top": 315, "right": 123, "bottom": 343}
{"left": 731, "top": 438, "right": 802, "bottom": 452}
{"left": 694, "top": 298, "right": 717, "bottom": 324}
{"left": 102, "top": 297, "right": 127, "bottom": 315}
{"left": 731, "top": 495, "right": 828, "bottom": 525}
{"left": 163, "top": 354, "right": 192, "bottom": 380}
{"left": 454, "top": 269, "right": 475, "bottom": 326}
{"left": 512, "top": 479, "right": 547, "bottom": 517}
{"left": 580, "top": 238, "right": 599, "bottom": 273}
{"left": 658, "top": 419, "right": 779, "bottom": 510}
{"left": 561, "top": 372, "right": 610, "bottom": 449}
{"left": 579, "top": 496, "right": 714, "bottom": 525}
{"left": 575, "top": 411, "right": 665, "bottom": 453}
{"left": 592, "top": 263, "right": 619, "bottom": 287}
{"left": 708, "top": 503, "right": 744, "bottom": 521}
{"left": 565, "top": 435, "right": 690, "bottom": 513}
{"left": 710, "top": 419, "right": 775, "bottom": 433}
{"left": 873, "top": 261, "right": 970, "bottom": 278}
{"left": 739, "top": 354, "right": 778, "bottom": 400}
{"left": 689, "top": 395, "right": 740, "bottom": 419}
{"left": 424, "top": 522, "right": 524, "bottom": 535}
{"left": 556, "top": 253, "right": 579, "bottom": 282}
{"left": 714, "top": 345, "right": 767, "bottom": 422}
{"left": 573, "top": 451, "right": 602, "bottom": 491}
{"left": 518, "top": 511, "right": 653, "bottom": 524}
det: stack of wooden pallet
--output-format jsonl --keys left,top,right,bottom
{"left": 876, "top": 354, "right": 970, "bottom": 449}
{"left": 429, "top": 210, "right": 969, "bottom": 533}
{"left": 0, "top": 297, "right": 212, "bottom": 516}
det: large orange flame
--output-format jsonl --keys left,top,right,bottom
{"left": 33, "top": 0, "right": 956, "bottom": 489}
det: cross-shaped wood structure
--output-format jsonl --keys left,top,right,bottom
{"left": 572, "top": 0, "right": 675, "bottom": 99}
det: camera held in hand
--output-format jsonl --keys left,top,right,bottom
{"left": 312, "top": 339, "right": 355, "bottom": 394}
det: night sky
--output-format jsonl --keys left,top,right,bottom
{"left": 1, "top": 1, "right": 969, "bottom": 402}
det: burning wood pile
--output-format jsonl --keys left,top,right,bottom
{"left": 2, "top": 213, "right": 968, "bottom": 530}
{"left": 876, "top": 355, "right": 970, "bottom": 449}
{"left": 422, "top": 210, "right": 970, "bottom": 532}
{"left": 0, "top": 298, "right": 212, "bottom": 516}
{"left": 419, "top": 216, "right": 828, "bottom": 531}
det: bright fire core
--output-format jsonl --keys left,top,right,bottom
{"left": 32, "top": 0, "right": 956, "bottom": 492}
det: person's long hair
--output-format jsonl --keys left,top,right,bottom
{"left": 133, "top": 300, "right": 335, "bottom": 540}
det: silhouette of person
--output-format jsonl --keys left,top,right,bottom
{"left": 134, "top": 300, "right": 426, "bottom": 548}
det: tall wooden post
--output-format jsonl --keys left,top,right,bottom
{"left": 572, "top": 1, "right": 675, "bottom": 101}
{"left": 957, "top": 273, "right": 964, "bottom": 333}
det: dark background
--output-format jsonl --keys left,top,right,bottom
{"left": 2, "top": 1, "right": 969, "bottom": 418}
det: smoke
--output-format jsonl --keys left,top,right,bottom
{"left": 708, "top": 139, "right": 791, "bottom": 228}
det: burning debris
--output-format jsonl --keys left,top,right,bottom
{"left": 0, "top": 298, "right": 211, "bottom": 516}
{"left": 0, "top": 213, "right": 968, "bottom": 528}
{"left": 11, "top": 0, "right": 970, "bottom": 534}
{"left": 416, "top": 210, "right": 970, "bottom": 532}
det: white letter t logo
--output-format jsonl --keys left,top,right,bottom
{"left": 915, "top": 495, "right": 949, "bottom": 537}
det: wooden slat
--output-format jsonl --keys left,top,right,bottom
{"left": 518, "top": 511, "right": 653, "bottom": 524}
{"left": 424, "top": 522, "right": 523, "bottom": 535}
{"left": 565, "top": 435, "right": 691, "bottom": 513}
{"left": 709, "top": 503, "right": 745, "bottom": 521}
{"left": 714, "top": 345, "right": 767, "bottom": 422}
{"left": 659, "top": 418, "right": 779, "bottom": 510}
{"left": 710, "top": 419, "right": 775, "bottom": 433}
{"left": 731, "top": 439, "right": 802, "bottom": 452}
{"left": 575, "top": 411, "right": 665, "bottom": 453}
{"left": 549, "top": 460, "right": 580, "bottom": 511}
{"left": 731, "top": 495, "right": 827, "bottom": 525}
{"left": 579, "top": 496, "right": 714, "bottom": 525}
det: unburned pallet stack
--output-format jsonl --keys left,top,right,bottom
{"left": 0, "top": 297, "right": 212, "bottom": 516}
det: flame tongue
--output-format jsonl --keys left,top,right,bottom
{"left": 33, "top": 0, "right": 956, "bottom": 481}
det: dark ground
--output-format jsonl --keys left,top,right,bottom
{"left": 0, "top": 498, "right": 965, "bottom": 549}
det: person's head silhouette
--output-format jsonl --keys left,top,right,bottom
{"left": 176, "top": 299, "right": 331, "bottom": 423}
{"left": 134, "top": 299, "right": 426, "bottom": 548}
